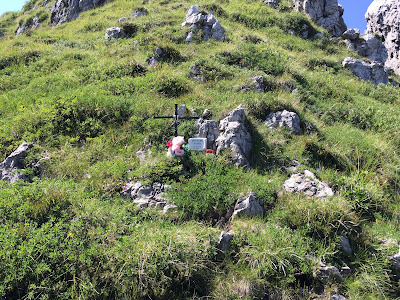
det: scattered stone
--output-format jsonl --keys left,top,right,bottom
{"left": 342, "top": 28, "right": 360, "bottom": 40}
{"left": 232, "top": 192, "right": 263, "bottom": 219}
{"left": 317, "top": 263, "right": 343, "bottom": 283}
{"left": 51, "top": 0, "right": 107, "bottom": 25}
{"left": 342, "top": 57, "right": 388, "bottom": 85}
{"left": 264, "top": 110, "right": 301, "bottom": 134}
{"left": 0, "top": 142, "right": 33, "bottom": 183}
{"left": 293, "top": 0, "right": 347, "bottom": 37}
{"left": 132, "top": 8, "right": 148, "bottom": 17}
{"left": 283, "top": 170, "right": 334, "bottom": 198}
{"left": 118, "top": 17, "right": 127, "bottom": 23}
{"left": 249, "top": 75, "right": 265, "bottom": 93}
{"left": 123, "top": 181, "right": 173, "bottom": 212}
{"left": 366, "top": 0, "right": 400, "bottom": 76}
{"left": 314, "top": 32, "right": 324, "bottom": 39}
{"left": 339, "top": 235, "right": 353, "bottom": 255}
{"left": 182, "top": 5, "right": 225, "bottom": 42}
{"left": 105, "top": 27, "right": 126, "bottom": 39}
{"left": 189, "top": 64, "right": 202, "bottom": 81}
{"left": 331, "top": 294, "right": 346, "bottom": 300}
{"left": 340, "top": 266, "right": 351, "bottom": 278}
{"left": 177, "top": 104, "right": 187, "bottom": 118}
{"left": 264, "top": 0, "right": 280, "bottom": 8}
{"left": 196, "top": 119, "right": 219, "bottom": 150}
{"left": 218, "top": 231, "right": 233, "bottom": 252}
{"left": 216, "top": 105, "right": 252, "bottom": 168}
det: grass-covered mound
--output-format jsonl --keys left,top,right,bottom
{"left": 0, "top": 0, "right": 399, "bottom": 298}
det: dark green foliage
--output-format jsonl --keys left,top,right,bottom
{"left": 0, "top": 51, "right": 40, "bottom": 70}
{"left": 306, "top": 58, "right": 342, "bottom": 73}
{"left": 304, "top": 141, "right": 347, "bottom": 171}
{"left": 154, "top": 75, "right": 190, "bottom": 97}
{"left": 120, "top": 22, "right": 138, "bottom": 37}
{"left": 191, "top": 58, "right": 233, "bottom": 82}
{"left": 82, "top": 21, "right": 106, "bottom": 32}
{"left": 22, "top": 0, "right": 38, "bottom": 12}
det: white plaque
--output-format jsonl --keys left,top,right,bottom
{"left": 188, "top": 138, "right": 207, "bottom": 151}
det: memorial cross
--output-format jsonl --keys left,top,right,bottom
{"left": 153, "top": 103, "right": 199, "bottom": 137}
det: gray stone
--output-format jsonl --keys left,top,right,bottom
{"left": 318, "top": 264, "right": 343, "bottom": 283}
{"left": 177, "top": 104, "right": 187, "bottom": 118}
{"left": 51, "top": 0, "right": 107, "bottom": 25}
{"left": 264, "top": 110, "right": 301, "bottom": 134}
{"left": 314, "top": 32, "right": 324, "bottom": 39}
{"left": 0, "top": 142, "right": 33, "bottom": 183}
{"left": 366, "top": 0, "right": 400, "bottom": 76}
{"left": 218, "top": 231, "right": 233, "bottom": 252}
{"left": 342, "top": 28, "right": 360, "bottom": 40}
{"left": 232, "top": 192, "right": 263, "bottom": 219}
{"left": 339, "top": 235, "right": 353, "bottom": 255}
{"left": 264, "top": 0, "right": 280, "bottom": 8}
{"left": 118, "top": 17, "right": 127, "bottom": 23}
{"left": 293, "top": 0, "right": 347, "bottom": 37}
{"left": 132, "top": 8, "right": 148, "bottom": 17}
{"left": 250, "top": 75, "right": 265, "bottom": 93}
{"left": 390, "top": 250, "right": 400, "bottom": 278}
{"left": 284, "top": 170, "right": 334, "bottom": 198}
{"left": 331, "top": 294, "right": 346, "bottom": 300}
{"left": 105, "top": 27, "right": 126, "bottom": 39}
{"left": 341, "top": 266, "right": 351, "bottom": 278}
{"left": 182, "top": 5, "right": 225, "bottom": 42}
{"left": 202, "top": 109, "right": 212, "bottom": 119}
{"left": 345, "top": 34, "right": 388, "bottom": 63}
{"left": 342, "top": 57, "right": 388, "bottom": 85}
{"left": 189, "top": 64, "right": 202, "bottom": 80}
{"left": 216, "top": 105, "right": 252, "bottom": 168}
{"left": 163, "top": 203, "right": 177, "bottom": 213}
{"left": 196, "top": 119, "right": 219, "bottom": 150}
{"left": 16, "top": 16, "right": 41, "bottom": 36}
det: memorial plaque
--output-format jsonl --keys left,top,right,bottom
{"left": 188, "top": 138, "right": 207, "bottom": 151}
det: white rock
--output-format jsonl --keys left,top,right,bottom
{"left": 342, "top": 57, "right": 388, "bottom": 85}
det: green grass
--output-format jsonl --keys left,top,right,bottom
{"left": 0, "top": 0, "right": 399, "bottom": 298}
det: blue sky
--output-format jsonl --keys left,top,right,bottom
{"left": 1, "top": 0, "right": 373, "bottom": 32}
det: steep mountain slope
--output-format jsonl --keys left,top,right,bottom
{"left": 0, "top": 0, "right": 399, "bottom": 299}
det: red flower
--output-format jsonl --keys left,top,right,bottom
{"left": 166, "top": 140, "right": 172, "bottom": 148}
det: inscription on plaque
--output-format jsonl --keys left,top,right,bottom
{"left": 188, "top": 138, "right": 207, "bottom": 151}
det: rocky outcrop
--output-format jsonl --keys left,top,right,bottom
{"left": 317, "top": 263, "right": 343, "bottom": 283}
{"left": 105, "top": 27, "right": 126, "bottom": 39}
{"left": 182, "top": 5, "right": 225, "bottom": 42}
{"left": 264, "top": 110, "right": 301, "bottom": 134}
{"left": 232, "top": 192, "right": 263, "bottom": 219}
{"left": 344, "top": 32, "right": 388, "bottom": 63}
{"left": 196, "top": 119, "right": 219, "bottom": 151}
{"left": 217, "top": 231, "right": 233, "bottom": 252}
{"left": 51, "top": 0, "right": 108, "bottom": 25}
{"left": 0, "top": 142, "right": 33, "bottom": 183}
{"left": 16, "top": 16, "right": 40, "bottom": 37}
{"left": 342, "top": 57, "right": 388, "bottom": 85}
{"left": 122, "top": 181, "right": 176, "bottom": 213}
{"left": 365, "top": 0, "right": 400, "bottom": 75}
{"left": 284, "top": 170, "right": 334, "bottom": 198}
{"left": 216, "top": 105, "right": 252, "bottom": 168}
{"left": 293, "top": 0, "right": 346, "bottom": 37}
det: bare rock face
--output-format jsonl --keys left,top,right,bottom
{"left": 344, "top": 32, "right": 388, "bottom": 63}
{"left": 216, "top": 105, "right": 252, "bottom": 168}
{"left": 196, "top": 119, "right": 219, "bottom": 151}
{"left": 293, "top": 0, "right": 347, "bottom": 37}
{"left": 16, "top": 16, "right": 40, "bottom": 37}
{"left": 0, "top": 142, "right": 33, "bottom": 183}
{"left": 283, "top": 170, "right": 334, "bottom": 198}
{"left": 182, "top": 5, "right": 225, "bottom": 42}
{"left": 51, "top": 0, "right": 108, "bottom": 25}
{"left": 342, "top": 57, "right": 388, "bottom": 85}
{"left": 365, "top": 0, "right": 400, "bottom": 75}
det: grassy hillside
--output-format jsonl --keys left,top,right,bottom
{"left": 0, "top": 0, "right": 399, "bottom": 298}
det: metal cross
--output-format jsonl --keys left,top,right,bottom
{"left": 153, "top": 103, "right": 199, "bottom": 137}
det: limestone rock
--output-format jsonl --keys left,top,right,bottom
{"left": 264, "top": 0, "right": 280, "bottom": 8}
{"left": 264, "top": 110, "right": 301, "bottom": 134}
{"left": 132, "top": 8, "right": 148, "bottom": 17}
{"left": 250, "top": 75, "right": 265, "bottom": 93}
{"left": 339, "top": 235, "right": 353, "bottom": 255}
{"left": 196, "top": 119, "right": 219, "bottom": 150}
{"left": 366, "top": 0, "right": 400, "bottom": 75}
{"left": 0, "top": 142, "right": 33, "bottom": 183}
{"left": 16, "top": 16, "right": 41, "bottom": 36}
{"left": 105, "top": 27, "right": 126, "bottom": 39}
{"left": 390, "top": 250, "right": 400, "bottom": 278}
{"left": 182, "top": 5, "right": 225, "bottom": 42}
{"left": 331, "top": 294, "right": 346, "bottom": 300}
{"left": 218, "top": 231, "right": 233, "bottom": 252}
{"left": 216, "top": 105, "right": 252, "bottom": 168}
{"left": 342, "top": 57, "right": 388, "bottom": 85}
{"left": 232, "top": 192, "right": 263, "bottom": 219}
{"left": 283, "top": 170, "right": 334, "bottom": 198}
{"left": 118, "top": 17, "right": 127, "bottom": 23}
{"left": 51, "top": 0, "right": 108, "bottom": 25}
{"left": 293, "top": 0, "right": 347, "bottom": 37}
{"left": 344, "top": 34, "right": 388, "bottom": 63}
{"left": 342, "top": 28, "right": 360, "bottom": 40}
{"left": 317, "top": 264, "right": 343, "bottom": 283}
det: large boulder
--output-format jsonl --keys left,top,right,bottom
{"left": 105, "top": 27, "right": 126, "bottom": 39}
{"left": 51, "top": 0, "right": 108, "bottom": 25}
{"left": 182, "top": 5, "right": 225, "bottom": 42}
{"left": 264, "top": 110, "right": 301, "bottom": 134}
{"left": 216, "top": 105, "right": 252, "bottom": 168}
{"left": 283, "top": 170, "right": 334, "bottom": 198}
{"left": 344, "top": 33, "right": 388, "bottom": 63}
{"left": 196, "top": 119, "right": 219, "bottom": 151}
{"left": 342, "top": 57, "right": 388, "bottom": 85}
{"left": 0, "top": 142, "right": 33, "bottom": 183}
{"left": 365, "top": 0, "right": 400, "bottom": 75}
{"left": 293, "top": 0, "right": 347, "bottom": 37}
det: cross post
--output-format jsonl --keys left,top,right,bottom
{"left": 154, "top": 103, "right": 199, "bottom": 136}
